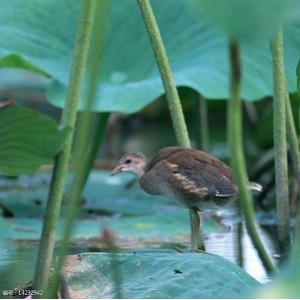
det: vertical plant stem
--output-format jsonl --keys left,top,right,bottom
{"left": 269, "top": 28, "right": 290, "bottom": 254}
{"left": 291, "top": 206, "right": 300, "bottom": 260}
{"left": 236, "top": 221, "right": 244, "bottom": 267}
{"left": 102, "top": 228, "right": 123, "bottom": 299}
{"left": 79, "top": 112, "right": 110, "bottom": 193}
{"left": 137, "top": 0, "right": 205, "bottom": 251}
{"left": 285, "top": 93, "right": 300, "bottom": 202}
{"left": 198, "top": 94, "right": 209, "bottom": 151}
{"left": 137, "top": 0, "right": 189, "bottom": 147}
{"left": 47, "top": 1, "right": 107, "bottom": 297}
{"left": 33, "top": 0, "right": 97, "bottom": 293}
{"left": 228, "top": 41, "right": 275, "bottom": 272}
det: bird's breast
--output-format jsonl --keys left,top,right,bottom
{"left": 139, "top": 174, "right": 169, "bottom": 196}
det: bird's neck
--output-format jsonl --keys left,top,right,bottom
{"left": 135, "top": 169, "right": 144, "bottom": 179}
{"left": 134, "top": 160, "right": 148, "bottom": 179}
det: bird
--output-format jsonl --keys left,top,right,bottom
{"left": 111, "top": 146, "right": 262, "bottom": 250}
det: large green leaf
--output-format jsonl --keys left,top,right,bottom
{"left": 0, "top": 104, "right": 70, "bottom": 176}
{"left": 188, "top": 0, "right": 300, "bottom": 42}
{"left": 63, "top": 252, "right": 260, "bottom": 299}
{"left": 1, "top": 1, "right": 300, "bottom": 113}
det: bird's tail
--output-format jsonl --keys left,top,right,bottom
{"left": 248, "top": 181, "right": 263, "bottom": 192}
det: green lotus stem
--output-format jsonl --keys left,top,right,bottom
{"left": 291, "top": 208, "right": 300, "bottom": 260}
{"left": 137, "top": 0, "right": 190, "bottom": 147}
{"left": 228, "top": 41, "right": 275, "bottom": 272}
{"left": 269, "top": 28, "right": 290, "bottom": 253}
{"left": 72, "top": 0, "right": 109, "bottom": 193}
{"left": 33, "top": 0, "right": 97, "bottom": 294}
{"left": 198, "top": 93, "right": 209, "bottom": 151}
{"left": 236, "top": 221, "right": 244, "bottom": 267}
{"left": 78, "top": 112, "right": 110, "bottom": 193}
{"left": 102, "top": 228, "right": 123, "bottom": 299}
{"left": 47, "top": 1, "right": 108, "bottom": 296}
{"left": 285, "top": 92, "right": 300, "bottom": 204}
{"left": 137, "top": 0, "right": 205, "bottom": 251}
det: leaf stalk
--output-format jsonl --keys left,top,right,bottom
{"left": 137, "top": 0, "right": 205, "bottom": 251}
{"left": 228, "top": 41, "right": 275, "bottom": 272}
{"left": 33, "top": 0, "right": 97, "bottom": 294}
{"left": 269, "top": 28, "right": 290, "bottom": 254}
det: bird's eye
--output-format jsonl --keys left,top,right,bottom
{"left": 124, "top": 158, "right": 132, "bottom": 164}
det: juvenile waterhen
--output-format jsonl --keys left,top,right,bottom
{"left": 111, "top": 146, "right": 262, "bottom": 250}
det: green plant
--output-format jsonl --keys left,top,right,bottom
{"left": 228, "top": 41, "right": 274, "bottom": 272}
{"left": 0, "top": 103, "right": 69, "bottom": 176}
{"left": 269, "top": 28, "right": 290, "bottom": 255}
{"left": 137, "top": 0, "right": 206, "bottom": 252}
{"left": 33, "top": 0, "right": 97, "bottom": 293}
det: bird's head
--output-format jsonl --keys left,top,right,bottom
{"left": 111, "top": 151, "right": 147, "bottom": 178}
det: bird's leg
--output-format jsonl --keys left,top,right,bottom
{"left": 189, "top": 208, "right": 206, "bottom": 252}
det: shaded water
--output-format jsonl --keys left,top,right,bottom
{"left": 0, "top": 217, "right": 276, "bottom": 295}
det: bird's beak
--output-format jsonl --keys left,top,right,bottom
{"left": 111, "top": 165, "right": 124, "bottom": 176}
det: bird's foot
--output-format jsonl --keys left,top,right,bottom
{"left": 173, "top": 246, "right": 186, "bottom": 253}
{"left": 173, "top": 245, "right": 208, "bottom": 254}
{"left": 191, "top": 248, "right": 208, "bottom": 254}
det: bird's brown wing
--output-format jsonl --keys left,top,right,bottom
{"left": 165, "top": 148, "right": 236, "bottom": 198}
{"left": 145, "top": 146, "right": 186, "bottom": 172}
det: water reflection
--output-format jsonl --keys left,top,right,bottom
{"left": 205, "top": 210, "right": 277, "bottom": 283}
